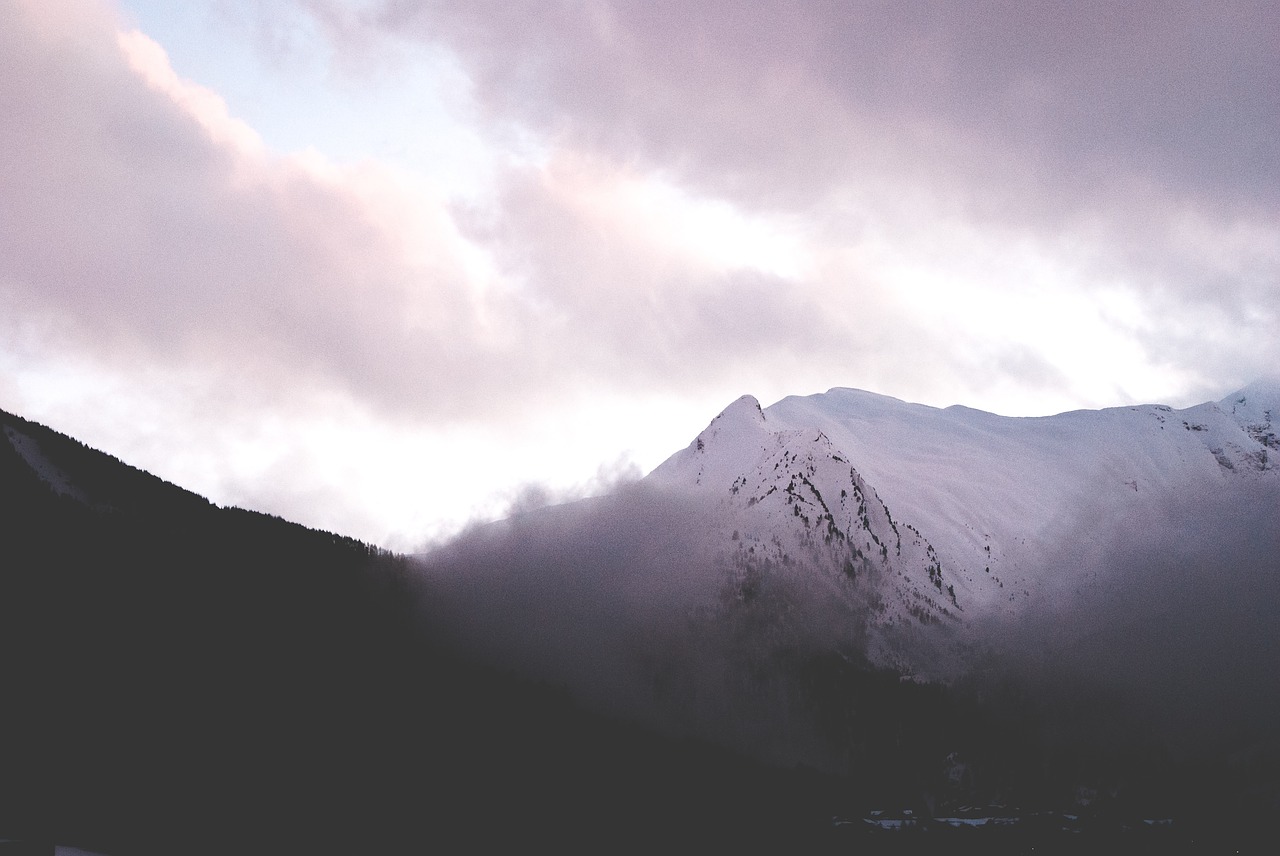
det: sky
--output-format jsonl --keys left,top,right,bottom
{"left": 2, "top": 0, "right": 1277, "bottom": 550}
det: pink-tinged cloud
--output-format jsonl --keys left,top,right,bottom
{"left": 0, "top": 0, "right": 487, "bottom": 417}
{"left": 4, "top": 0, "right": 867, "bottom": 430}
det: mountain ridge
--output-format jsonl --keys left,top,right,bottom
{"left": 642, "top": 380, "right": 1280, "bottom": 672}
{"left": 7, "top": 406, "right": 846, "bottom": 854}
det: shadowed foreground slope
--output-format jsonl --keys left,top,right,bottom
{"left": 1, "top": 409, "right": 845, "bottom": 854}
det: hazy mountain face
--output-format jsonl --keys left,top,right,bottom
{"left": 421, "top": 381, "right": 1280, "bottom": 769}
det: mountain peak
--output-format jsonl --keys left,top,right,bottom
{"left": 646, "top": 394, "right": 770, "bottom": 489}
{"left": 1218, "top": 378, "right": 1280, "bottom": 464}
{"left": 1221, "top": 377, "right": 1280, "bottom": 416}
{"left": 714, "top": 394, "right": 766, "bottom": 425}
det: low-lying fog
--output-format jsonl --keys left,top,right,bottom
{"left": 416, "top": 476, "right": 1280, "bottom": 771}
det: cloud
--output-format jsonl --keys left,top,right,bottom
{"left": 1, "top": 1, "right": 504, "bottom": 421}
{"left": 0, "top": 0, "right": 911, "bottom": 428}
{"left": 421, "top": 447, "right": 1280, "bottom": 768}
{"left": 8, "top": 0, "right": 1278, "bottom": 426}
{"left": 2, "top": 0, "right": 1277, "bottom": 545}
{"left": 346, "top": 0, "right": 1280, "bottom": 400}
{"left": 359, "top": 1, "right": 1278, "bottom": 212}
{"left": 450, "top": 154, "right": 865, "bottom": 395}
{"left": 0, "top": 0, "right": 888, "bottom": 542}
{"left": 419, "top": 478, "right": 880, "bottom": 767}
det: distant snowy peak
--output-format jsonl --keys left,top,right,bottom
{"left": 1220, "top": 379, "right": 1280, "bottom": 461}
{"left": 1221, "top": 377, "right": 1280, "bottom": 418}
{"left": 1163, "top": 379, "right": 1279, "bottom": 476}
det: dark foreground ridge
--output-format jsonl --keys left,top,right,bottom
{"left": 1, "top": 408, "right": 842, "bottom": 854}
{"left": 1, "top": 408, "right": 1276, "bottom": 854}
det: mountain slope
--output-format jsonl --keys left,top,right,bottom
{"left": 647, "top": 395, "right": 962, "bottom": 672}
{"left": 646, "top": 380, "right": 1280, "bottom": 650}
{"left": 1, "top": 408, "right": 859, "bottom": 854}
{"left": 1, "top": 408, "right": 427, "bottom": 853}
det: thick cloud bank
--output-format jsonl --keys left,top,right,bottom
{"left": 419, "top": 481, "right": 886, "bottom": 768}
{"left": 419, "top": 473, "right": 1280, "bottom": 770}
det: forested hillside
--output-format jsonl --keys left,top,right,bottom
{"left": 0, "top": 410, "right": 841, "bottom": 854}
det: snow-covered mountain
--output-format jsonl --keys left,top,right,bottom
{"left": 645, "top": 394, "right": 961, "bottom": 672}
{"left": 645, "top": 379, "right": 1280, "bottom": 672}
